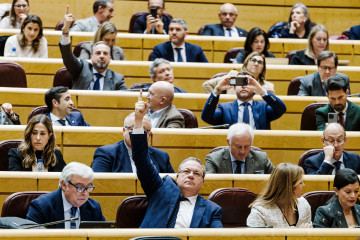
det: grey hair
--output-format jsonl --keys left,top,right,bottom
{"left": 178, "top": 157, "right": 206, "bottom": 178}
{"left": 227, "top": 123, "right": 254, "bottom": 144}
{"left": 170, "top": 19, "right": 187, "bottom": 31}
{"left": 124, "top": 112, "right": 151, "bottom": 128}
{"left": 91, "top": 40, "right": 110, "bottom": 54}
{"left": 149, "top": 58, "right": 172, "bottom": 80}
{"left": 59, "top": 162, "right": 94, "bottom": 188}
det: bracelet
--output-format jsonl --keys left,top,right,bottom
{"left": 62, "top": 28, "right": 70, "bottom": 35}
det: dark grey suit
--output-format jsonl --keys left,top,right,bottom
{"left": 154, "top": 105, "right": 185, "bottom": 128}
{"left": 298, "top": 72, "right": 350, "bottom": 96}
{"left": 205, "top": 147, "right": 274, "bottom": 174}
{"left": 79, "top": 43, "right": 125, "bottom": 60}
{"left": 71, "top": 16, "right": 99, "bottom": 32}
{"left": 59, "top": 42, "right": 126, "bottom": 91}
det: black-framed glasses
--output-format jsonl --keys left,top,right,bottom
{"left": 323, "top": 138, "right": 345, "bottom": 145}
{"left": 319, "top": 66, "right": 336, "bottom": 71}
{"left": 125, "top": 126, "right": 151, "bottom": 133}
{"left": 68, "top": 181, "right": 95, "bottom": 193}
{"left": 14, "top": 4, "right": 28, "bottom": 9}
{"left": 250, "top": 58, "right": 264, "bottom": 65}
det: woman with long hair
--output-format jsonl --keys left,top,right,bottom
{"left": 0, "top": 0, "right": 29, "bottom": 29}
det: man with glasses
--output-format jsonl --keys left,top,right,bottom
{"left": 26, "top": 162, "right": 105, "bottom": 228}
{"left": 304, "top": 123, "right": 360, "bottom": 175}
{"left": 130, "top": 91, "right": 223, "bottom": 228}
{"left": 92, "top": 112, "right": 174, "bottom": 173}
{"left": 201, "top": 70, "right": 286, "bottom": 129}
{"left": 134, "top": 0, "right": 172, "bottom": 34}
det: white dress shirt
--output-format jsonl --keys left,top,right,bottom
{"left": 89, "top": 69, "right": 107, "bottom": 90}
{"left": 222, "top": 26, "right": 239, "bottom": 37}
{"left": 124, "top": 141, "right": 137, "bottom": 173}
{"left": 323, "top": 153, "right": 345, "bottom": 175}
{"left": 148, "top": 106, "right": 169, "bottom": 128}
{"left": 61, "top": 191, "right": 80, "bottom": 229}
{"left": 171, "top": 42, "right": 187, "bottom": 62}
{"left": 175, "top": 195, "right": 197, "bottom": 228}
{"left": 237, "top": 99, "right": 255, "bottom": 129}
{"left": 230, "top": 151, "right": 246, "bottom": 173}
{"left": 50, "top": 113, "right": 70, "bottom": 126}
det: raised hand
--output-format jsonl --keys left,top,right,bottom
{"left": 63, "top": 5, "right": 75, "bottom": 32}
{"left": 134, "top": 90, "right": 149, "bottom": 129}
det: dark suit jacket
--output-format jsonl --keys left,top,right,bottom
{"left": 304, "top": 151, "right": 360, "bottom": 175}
{"left": 92, "top": 140, "right": 174, "bottom": 173}
{"left": 205, "top": 147, "right": 274, "bottom": 174}
{"left": 155, "top": 105, "right": 185, "bottom": 128}
{"left": 201, "top": 91, "right": 287, "bottom": 129}
{"left": 349, "top": 25, "right": 360, "bottom": 40}
{"left": 150, "top": 41, "right": 208, "bottom": 63}
{"left": 26, "top": 189, "right": 105, "bottom": 228}
{"left": 290, "top": 50, "right": 315, "bottom": 65}
{"left": 298, "top": 72, "right": 350, "bottom": 96}
{"left": 45, "top": 112, "right": 90, "bottom": 127}
{"left": 131, "top": 133, "right": 223, "bottom": 228}
{"left": 8, "top": 148, "right": 66, "bottom": 172}
{"left": 134, "top": 14, "right": 172, "bottom": 34}
{"left": 313, "top": 198, "right": 360, "bottom": 227}
{"left": 316, "top": 100, "right": 360, "bottom": 131}
{"left": 59, "top": 42, "right": 127, "bottom": 90}
{"left": 202, "top": 24, "right": 247, "bottom": 37}
{"left": 142, "top": 83, "right": 187, "bottom": 93}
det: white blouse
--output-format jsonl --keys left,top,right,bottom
{"left": 4, "top": 35, "right": 48, "bottom": 58}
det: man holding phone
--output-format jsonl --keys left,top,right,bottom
{"left": 201, "top": 71, "right": 286, "bottom": 129}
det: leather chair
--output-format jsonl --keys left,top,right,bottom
{"left": 115, "top": 195, "right": 148, "bottom": 228}
{"left": 1, "top": 191, "right": 49, "bottom": 218}
{"left": 0, "top": 140, "right": 21, "bottom": 171}
{"left": 208, "top": 187, "right": 257, "bottom": 227}
{"left": 177, "top": 108, "right": 198, "bottom": 128}
{"left": 27, "top": 106, "right": 81, "bottom": 123}
{"left": 302, "top": 191, "right": 335, "bottom": 221}
{"left": 54, "top": 20, "right": 74, "bottom": 30}
{"left": 0, "top": 62, "right": 27, "bottom": 88}
{"left": 298, "top": 149, "right": 323, "bottom": 173}
{"left": 128, "top": 12, "right": 173, "bottom": 33}
{"left": 286, "top": 50, "right": 298, "bottom": 63}
{"left": 197, "top": 25, "right": 205, "bottom": 35}
{"left": 210, "top": 146, "right": 263, "bottom": 154}
{"left": 0, "top": 35, "right": 10, "bottom": 56}
{"left": 129, "top": 82, "right": 151, "bottom": 90}
{"left": 287, "top": 76, "right": 302, "bottom": 95}
{"left": 53, "top": 67, "right": 73, "bottom": 89}
{"left": 73, "top": 41, "right": 91, "bottom": 58}
{"left": 300, "top": 103, "right": 327, "bottom": 130}
{"left": 224, "top": 47, "right": 244, "bottom": 63}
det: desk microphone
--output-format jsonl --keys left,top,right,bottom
{"left": 349, "top": 93, "right": 360, "bottom": 97}
{"left": 198, "top": 124, "right": 230, "bottom": 129}
{"left": 23, "top": 218, "right": 79, "bottom": 229}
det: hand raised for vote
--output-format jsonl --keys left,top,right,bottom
{"left": 63, "top": 5, "right": 75, "bottom": 33}
{"left": 134, "top": 90, "right": 149, "bottom": 129}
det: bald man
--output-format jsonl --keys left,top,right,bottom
{"left": 202, "top": 3, "right": 247, "bottom": 37}
{"left": 304, "top": 123, "right": 360, "bottom": 175}
{"left": 147, "top": 81, "right": 185, "bottom": 128}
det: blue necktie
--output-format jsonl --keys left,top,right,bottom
{"left": 334, "top": 161, "right": 341, "bottom": 173}
{"left": 70, "top": 207, "right": 77, "bottom": 229}
{"left": 235, "top": 160, "right": 243, "bottom": 174}
{"left": 226, "top": 28, "right": 232, "bottom": 37}
{"left": 93, "top": 73, "right": 102, "bottom": 90}
{"left": 175, "top": 48, "right": 183, "bottom": 62}
{"left": 166, "top": 194, "right": 189, "bottom": 228}
{"left": 58, "top": 119, "right": 66, "bottom": 126}
{"left": 242, "top": 102, "right": 250, "bottom": 124}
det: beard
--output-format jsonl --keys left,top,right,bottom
{"left": 94, "top": 62, "right": 108, "bottom": 69}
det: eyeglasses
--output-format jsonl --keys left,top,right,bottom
{"left": 68, "top": 181, "right": 95, "bottom": 193}
{"left": 250, "top": 58, "right": 264, "bottom": 65}
{"left": 179, "top": 169, "right": 203, "bottom": 178}
{"left": 14, "top": 4, "right": 28, "bottom": 9}
{"left": 125, "top": 126, "right": 151, "bottom": 133}
{"left": 319, "top": 66, "right": 336, "bottom": 71}
{"left": 323, "top": 138, "right": 345, "bottom": 145}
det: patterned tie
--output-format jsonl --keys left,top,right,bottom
{"left": 226, "top": 28, "right": 232, "bottom": 37}
{"left": 58, "top": 119, "right": 66, "bottom": 126}
{"left": 70, "top": 207, "right": 77, "bottom": 229}
{"left": 235, "top": 160, "right": 243, "bottom": 174}
{"left": 338, "top": 112, "right": 345, "bottom": 127}
{"left": 175, "top": 48, "right": 183, "bottom": 62}
{"left": 93, "top": 73, "right": 102, "bottom": 90}
{"left": 242, "top": 102, "right": 250, "bottom": 124}
{"left": 166, "top": 194, "right": 189, "bottom": 228}
{"left": 333, "top": 161, "right": 341, "bottom": 173}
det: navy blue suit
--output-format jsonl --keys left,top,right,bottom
{"left": 202, "top": 24, "right": 247, "bottom": 37}
{"left": 131, "top": 133, "right": 223, "bottom": 228}
{"left": 134, "top": 14, "right": 172, "bottom": 34}
{"left": 26, "top": 189, "right": 105, "bottom": 228}
{"left": 92, "top": 140, "right": 174, "bottom": 173}
{"left": 201, "top": 92, "right": 286, "bottom": 129}
{"left": 304, "top": 151, "right": 360, "bottom": 175}
{"left": 150, "top": 41, "right": 208, "bottom": 63}
{"left": 45, "top": 112, "right": 90, "bottom": 126}
{"left": 349, "top": 25, "right": 360, "bottom": 40}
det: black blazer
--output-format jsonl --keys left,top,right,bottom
{"left": 202, "top": 24, "right": 247, "bottom": 37}
{"left": 8, "top": 148, "right": 66, "bottom": 171}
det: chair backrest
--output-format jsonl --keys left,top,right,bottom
{"left": 53, "top": 67, "right": 73, "bottom": 89}
{"left": 300, "top": 103, "right": 327, "bottom": 130}
{"left": 286, "top": 50, "right": 298, "bottom": 63}
{"left": 115, "top": 195, "right": 148, "bottom": 228}
{"left": 0, "top": 62, "right": 27, "bottom": 88}
{"left": 302, "top": 191, "right": 335, "bottom": 222}
{"left": 224, "top": 47, "right": 244, "bottom": 63}
{"left": 208, "top": 187, "right": 257, "bottom": 227}
{"left": 267, "top": 21, "right": 288, "bottom": 38}
{"left": 209, "top": 146, "right": 263, "bottom": 154}
{"left": 287, "top": 76, "right": 303, "bottom": 95}
{"left": 210, "top": 72, "right": 228, "bottom": 79}
{"left": 1, "top": 191, "right": 49, "bottom": 218}
{"left": 177, "top": 108, "right": 198, "bottom": 128}
{"left": 55, "top": 20, "right": 74, "bottom": 30}
{"left": 197, "top": 25, "right": 205, "bottom": 35}
{"left": 129, "top": 12, "right": 173, "bottom": 33}
{"left": 0, "top": 140, "right": 22, "bottom": 171}
{"left": 298, "top": 149, "right": 323, "bottom": 173}
{"left": 0, "top": 35, "right": 10, "bottom": 56}
{"left": 129, "top": 82, "right": 152, "bottom": 90}
{"left": 73, "top": 41, "right": 91, "bottom": 58}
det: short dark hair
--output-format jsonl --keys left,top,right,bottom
{"left": 244, "top": 27, "right": 270, "bottom": 57}
{"left": 334, "top": 168, "right": 360, "bottom": 190}
{"left": 325, "top": 76, "right": 348, "bottom": 93}
{"left": 317, "top": 50, "right": 338, "bottom": 68}
{"left": 93, "top": 0, "right": 113, "bottom": 14}
{"left": 148, "top": 0, "right": 165, "bottom": 8}
{"left": 45, "top": 86, "right": 69, "bottom": 112}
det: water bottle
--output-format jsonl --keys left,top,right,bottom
{"left": 37, "top": 159, "right": 44, "bottom": 172}
{"left": 10, "top": 47, "right": 17, "bottom": 57}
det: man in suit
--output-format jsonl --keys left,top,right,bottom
{"left": 206, "top": 123, "right": 274, "bottom": 174}
{"left": 316, "top": 75, "right": 360, "bottom": 131}
{"left": 92, "top": 112, "right": 174, "bottom": 173}
{"left": 0, "top": 102, "right": 20, "bottom": 125}
{"left": 298, "top": 51, "right": 350, "bottom": 96}
{"left": 202, "top": 3, "right": 247, "bottom": 37}
{"left": 147, "top": 81, "right": 185, "bottom": 128}
{"left": 349, "top": 24, "right": 360, "bottom": 40}
{"left": 26, "top": 162, "right": 105, "bottom": 228}
{"left": 130, "top": 92, "right": 223, "bottom": 228}
{"left": 134, "top": 0, "right": 172, "bottom": 34}
{"left": 150, "top": 19, "right": 208, "bottom": 63}
{"left": 70, "top": 0, "right": 114, "bottom": 32}
{"left": 44, "top": 86, "right": 90, "bottom": 126}
{"left": 305, "top": 123, "right": 360, "bottom": 175}
{"left": 60, "top": 9, "right": 126, "bottom": 91}
{"left": 201, "top": 71, "right": 286, "bottom": 129}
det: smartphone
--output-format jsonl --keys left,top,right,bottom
{"left": 229, "top": 76, "right": 248, "bottom": 86}
{"left": 328, "top": 113, "right": 338, "bottom": 123}
{"left": 150, "top": 7, "right": 157, "bottom": 18}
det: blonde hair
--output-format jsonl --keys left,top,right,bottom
{"left": 242, "top": 51, "right": 266, "bottom": 85}
{"left": 92, "top": 21, "right": 117, "bottom": 45}
{"left": 306, "top": 25, "right": 329, "bottom": 58}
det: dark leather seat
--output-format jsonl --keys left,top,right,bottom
{"left": 1, "top": 191, "right": 49, "bottom": 218}
{"left": 177, "top": 108, "right": 198, "bottom": 128}
{"left": 53, "top": 67, "right": 73, "bottom": 89}
{"left": 115, "top": 195, "right": 148, "bottom": 228}
{"left": 210, "top": 146, "right": 263, "bottom": 154}
{"left": 286, "top": 50, "right": 298, "bottom": 63}
{"left": 287, "top": 76, "right": 302, "bottom": 95}
{"left": 27, "top": 106, "right": 81, "bottom": 123}
{"left": 0, "top": 140, "right": 22, "bottom": 171}
{"left": 298, "top": 149, "right": 323, "bottom": 173}
{"left": 54, "top": 20, "right": 73, "bottom": 30}
{"left": 73, "top": 41, "right": 91, "bottom": 58}
{"left": 128, "top": 12, "right": 173, "bottom": 33}
{"left": 0, "top": 35, "right": 10, "bottom": 56}
{"left": 224, "top": 47, "right": 244, "bottom": 63}
{"left": 0, "top": 62, "right": 27, "bottom": 87}
{"left": 302, "top": 191, "right": 335, "bottom": 221}
{"left": 300, "top": 103, "right": 327, "bottom": 130}
{"left": 129, "top": 82, "right": 151, "bottom": 90}
{"left": 208, "top": 187, "right": 257, "bottom": 227}
{"left": 197, "top": 25, "right": 205, "bottom": 35}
